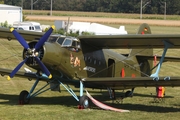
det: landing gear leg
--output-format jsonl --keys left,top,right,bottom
{"left": 78, "top": 81, "right": 89, "bottom": 109}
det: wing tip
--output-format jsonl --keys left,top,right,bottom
{"left": 51, "top": 25, "right": 55, "bottom": 30}
{"left": 48, "top": 74, "right": 52, "bottom": 79}
{"left": 7, "top": 76, "right": 11, "bottom": 80}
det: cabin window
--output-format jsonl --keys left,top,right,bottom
{"left": 88, "top": 57, "right": 92, "bottom": 63}
{"left": 94, "top": 59, "right": 96, "bottom": 65}
{"left": 98, "top": 61, "right": 101, "bottom": 66}
{"left": 84, "top": 56, "right": 87, "bottom": 61}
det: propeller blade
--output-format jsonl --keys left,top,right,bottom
{"left": 35, "top": 57, "right": 52, "bottom": 79}
{"left": 7, "top": 58, "right": 28, "bottom": 80}
{"left": 35, "top": 25, "right": 55, "bottom": 50}
{"left": 10, "top": 28, "right": 30, "bottom": 49}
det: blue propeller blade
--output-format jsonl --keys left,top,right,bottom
{"left": 35, "top": 57, "right": 52, "bottom": 79}
{"left": 35, "top": 25, "right": 55, "bottom": 50}
{"left": 10, "top": 28, "right": 30, "bottom": 49}
{"left": 7, "top": 58, "right": 28, "bottom": 80}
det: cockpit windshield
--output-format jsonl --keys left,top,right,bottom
{"left": 62, "top": 38, "right": 72, "bottom": 47}
{"left": 61, "top": 37, "right": 81, "bottom": 50}
{"left": 46, "top": 35, "right": 81, "bottom": 50}
{"left": 47, "top": 36, "right": 57, "bottom": 43}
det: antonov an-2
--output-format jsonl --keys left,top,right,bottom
{"left": 0, "top": 23, "right": 180, "bottom": 111}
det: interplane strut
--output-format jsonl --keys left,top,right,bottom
{"left": 150, "top": 40, "right": 174, "bottom": 81}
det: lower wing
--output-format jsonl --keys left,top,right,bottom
{"left": 82, "top": 77, "right": 180, "bottom": 90}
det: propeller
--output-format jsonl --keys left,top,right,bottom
{"left": 7, "top": 26, "right": 55, "bottom": 80}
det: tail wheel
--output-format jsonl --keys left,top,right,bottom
{"left": 19, "top": 90, "right": 30, "bottom": 104}
{"left": 79, "top": 95, "right": 89, "bottom": 109}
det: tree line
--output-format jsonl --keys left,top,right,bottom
{"left": 2, "top": 0, "right": 180, "bottom": 15}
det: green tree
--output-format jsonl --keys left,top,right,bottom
{"left": 0, "top": 0, "right": 4, "bottom": 4}
{"left": 4, "top": 0, "right": 21, "bottom": 6}
{"left": 16, "top": 0, "right": 180, "bottom": 15}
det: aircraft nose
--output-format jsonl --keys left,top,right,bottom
{"left": 42, "top": 42, "right": 61, "bottom": 66}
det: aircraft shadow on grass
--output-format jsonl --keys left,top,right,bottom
{"left": 0, "top": 93, "right": 179, "bottom": 113}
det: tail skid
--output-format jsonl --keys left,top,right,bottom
{"left": 86, "top": 90, "right": 130, "bottom": 112}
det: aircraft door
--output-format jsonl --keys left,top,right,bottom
{"left": 107, "top": 59, "right": 115, "bottom": 77}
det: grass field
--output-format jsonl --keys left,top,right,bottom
{"left": 23, "top": 10, "right": 180, "bottom": 20}
{"left": 0, "top": 13, "right": 180, "bottom": 119}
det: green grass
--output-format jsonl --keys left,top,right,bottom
{"left": 23, "top": 10, "right": 180, "bottom": 20}
{"left": 0, "top": 23, "right": 180, "bottom": 120}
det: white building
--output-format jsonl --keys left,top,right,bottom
{"left": 0, "top": 4, "right": 22, "bottom": 25}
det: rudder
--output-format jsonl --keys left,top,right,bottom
{"left": 128, "top": 23, "right": 153, "bottom": 76}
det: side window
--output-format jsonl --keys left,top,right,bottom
{"left": 72, "top": 41, "right": 76, "bottom": 47}
{"left": 62, "top": 38, "right": 81, "bottom": 52}
{"left": 29, "top": 26, "right": 31, "bottom": 30}
{"left": 62, "top": 39, "right": 72, "bottom": 46}
{"left": 77, "top": 42, "right": 81, "bottom": 49}
{"left": 32, "top": 27, "right": 34, "bottom": 30}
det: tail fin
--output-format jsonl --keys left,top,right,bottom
{"left": 136, "top": 23, "right": 151, "bottom": 34}
{"left": 128, "top": 23, "right": 152, "bottom": 57}
{"left": 128, "top": 23, "right": 153, "bottom": 76}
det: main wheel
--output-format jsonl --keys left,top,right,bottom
{"left": 19, "top": 90, "right": 30, "bottom": 104}
{"left": 79, "top": 95, "right": 89, "bottom": 109}
{"left": 125, "top": 90, "right": 133, "bottom": 97}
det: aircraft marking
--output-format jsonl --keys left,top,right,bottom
{"left": 83, "top": 66, "right": 96, "bottom": 73}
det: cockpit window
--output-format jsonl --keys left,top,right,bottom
{"left": 62, "top": 39, "right": 72, "bottom": 46}
{"left": 57, "top": 37, "right": 65, "bottom": 45}
{"left": 61, "top": 37, "right": 81, "bottom": 51}
{"left": 72, "top": 41, "right": 76, "bottom": 47}
{"left": 47, "top": 36, "right": 57, "bottom": 43}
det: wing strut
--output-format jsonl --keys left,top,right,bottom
{"left": 150, "top": 40, "right": 174, "bottom": 81}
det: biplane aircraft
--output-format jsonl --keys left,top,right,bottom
{"left": 0, "top": 23, "right": 180, "bottom": 110}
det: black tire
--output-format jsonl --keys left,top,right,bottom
{"left": 125, "top": 90, "right": 133, "bottom": 97}
{"left": 19, "top": 90, "right": 30, "bottom": 104}
{"left": 79, "top": 95, "right": 89, "bottom": 109}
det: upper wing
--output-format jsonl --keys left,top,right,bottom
{"left": 0, "top": 27, "right": 44, "bottom": 41}
{"left": 78, "top": 34, "right": 180, "bottom": 49}
{"left": 82, "top": 77, "right": 180, "bottom": 90}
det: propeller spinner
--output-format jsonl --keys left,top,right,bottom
{"left": 7, "top": 26, "right": 55, "bottom": 80}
